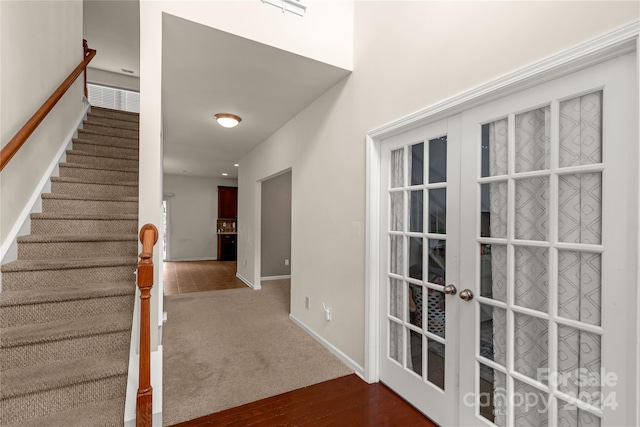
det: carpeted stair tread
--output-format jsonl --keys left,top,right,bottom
{"left": 66, "top": 149, "right": 138, "bottom": 163}
{"left": 17, "top": 233, "right": 136, "bottom": 244}
{"left": 0, "top": 313, "right": 131, "bottom": 350}
{"left": 77, "top": 128, "right": 138, "bottom": 143}
{"left": 86, "top": 113, "right": 139, "bottom": 129}
{"left": 0, "top": 350, "right": 129, "bottom": 399}
{"left": 59, "top": 161, "right": 139, "bottom": 174}
{"left": 6, "top": 397, "right": 126, "bottom": 427}
{"left": 82, "top": 121, "right": 138, "bottom": 139}
{"left": 42, "top": 193, "right": 138, "bottom": 203}
{"left": 0, "top": 282, "right": 135, "bottom": 307}
{"left": 1, "top": 256, "right": 137, "bottom": 273}
{"left": 30, "top": 212, "right": 137, "bottom": 221}
{"left": 51, "top": 175, "right": 138, "bottom": 187}
{"left": 90, "top": 106, "right": 139, "bottom": 121}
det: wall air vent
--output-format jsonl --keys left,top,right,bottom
{"left": 262, "top": 0, "right": 306, "bottom": 16}
{"left": 121, "top": 68, "right": 135, "bottom": 74}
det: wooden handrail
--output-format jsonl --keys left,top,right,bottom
{"left": 136, "top": 224, "right": 158, "bottom": 427}
{"left": 0, "top": 40, "right": 96, "bottom": 171}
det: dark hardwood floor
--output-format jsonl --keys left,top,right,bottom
{"left": 170, "top": 374, "right": 438, "bottom": 427}
{"left": 163, "top": 260, "right": 246, "bottom": 295}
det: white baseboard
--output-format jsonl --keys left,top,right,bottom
{"left": 0, "top": 102, "right": 90, "bottom": 290}
{"left": 260, "top": 275, "right": 291, "bottom": 281}
{"left": 165, "top": 257, "right": 217, "bottom": 262}
{"left": 236, "top": 272, "right": 261, "bottom": 290}
{"left": 289, "top": 313, "right": 364, "bottom": 377}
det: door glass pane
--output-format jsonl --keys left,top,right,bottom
{"left": 515, "top": 177, "right": 549, "bottom": 241}
{"left": 427, "top": 239, "right": 446, "bottom": 284}
{"left": 428, "top": 188, "right": 446, "bottom": 234}
{"left": 558, "top": 251, "right": 601, "bottom": 326}
{"left": 480, "top": 244, "right": 507, "bottom": 302}
{"left": 559, "top": 173, "right": 602, "bottom": 244}
{"left": 408, "top": 284, "right": 422, "bottom": 328}
{"left": 410, "top": 142, "right": 424, "bottom": 186}
{"left": 558, "top": 403, "right": 601, "bottom": 427}
{"left": 409, "top": 190, "right": 423, "bottom": 232}
{"left": 513, "top": 381, "right": 549, "bottom": 426}
{"left": 479, "top": 304, "right": 506, "bottom": 366}
{"left": 391, "top": 148, "right": 404, "bottom": 188}
{"left": 390, "top": 191, "right": 404, "bottom": 231}
{"left": 389, "top": 320, "right": 403, "bottom": 364}
{"left": 427, "top": 339, "right": 445, "bottom": 390}
{"left": 427, "top": 289, "right": 446, "bottom": 338}
{"left": 409, "top": 237, "right": 423, "bottom": 280}
{"left": 558, "top": 326, "right": 601, "bottom": 404}
{"left": 390, "top": 235, "right": 403, "bottom": 275}
{"left": 514, "top": 313, "right": 548, "bottom": 383}
{"left": 389, "top": 278, "right": 403, "bottom": 320}
{"left": 408, "top": 329, "right": 423, "bottom": 376}
{"left": 515, "top": 106, "right": 550, "bottom": 173}
{"left": 479, "top": 364, "right": 507, "bottom": 426}
{"left": 480, "top": 182, "right": 507, "bottom": 238}
{"left": 514, "top": 246, "right": 549, "bottom": 313}
{"left": 429, "top": 136, "right": 447, "bottom": 183}
{"left": 559, "top": 91, "right": 602, "bottom": 168}
{"left": 482, "top": 119, "right": 508, "bottom": 177}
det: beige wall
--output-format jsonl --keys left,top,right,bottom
{"left": 87, "top": 67, "right": 140, "bottom": 92}
{"left": 0, "top": 0, "right": 84, "bottom": 249}
{"left": 237, "top": 1, "right": 639, "bottom": 368}
{"left": 163, "top": 174, "right": 237, "bottom": 261}
{"left": 261, "top": 171, "right": 292, "bottom": 278}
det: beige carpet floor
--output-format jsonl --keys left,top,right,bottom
{"left": 162, "top": 280, "right": 353, "bottom": 426}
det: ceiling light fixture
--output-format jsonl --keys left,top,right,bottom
{"left": 215, "top": 113, "right": 241, "bottom": 128}
{"left": 234, "top": 163, "right": 239, "bottom": 167}
{"left": 222, "top": 173, "right": 228, "bottom": 176}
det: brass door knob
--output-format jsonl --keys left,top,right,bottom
{"left": 460, "top": 289, "right": 474, "bottom": 301}
{"left": 443, "top": 284, "right": 457, "bottom": 295}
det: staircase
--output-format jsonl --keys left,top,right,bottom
{"left": 0, "top": 107, "right": 140, "bottom": 426}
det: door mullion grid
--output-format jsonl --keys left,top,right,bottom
{"left": 548, "top": 99, "right": 560, "bottom": 425}
{"left": 506, "top": 112, "right": 516, "bottom": 427}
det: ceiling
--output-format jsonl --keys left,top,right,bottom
{"left": 83, "top": 2, "right": 351, "bottom": 180}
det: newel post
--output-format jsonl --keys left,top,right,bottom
{"left": 137, "top": 224, "right": 158, "bottom": 427}
{"left": 83, "top": 39, "right": 89, "bottom": 98}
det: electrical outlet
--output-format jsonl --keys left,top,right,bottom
{"left": 305, "top": 296, "right": 310, "bottom": 310}
{"left": 285, "top": 259, "right": 289, "bottom": 266}
{"left": 323, "top": 303, "right": 332, "bottom": 321}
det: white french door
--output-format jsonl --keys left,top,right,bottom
{"left": 378, "top": 52, "right": 637, "bottom": 427}
{"left": 379, "top": 117, "right": 461, "bottom": 426}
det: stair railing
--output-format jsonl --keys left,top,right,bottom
{"left": 136, "top": 224, "right": 158, "bottom": 426}
{"left": 0, "top": 40, "right": 96, "bottom": 171}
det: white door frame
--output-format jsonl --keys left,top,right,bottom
{"left": 364, "top": 19, "right": 640, "bottom": 421}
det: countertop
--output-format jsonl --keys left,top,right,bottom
{"left": 218, "top": 231, "right": 237, "bottom": 235}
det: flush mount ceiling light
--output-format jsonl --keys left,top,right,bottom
{"left": 215, "top": 113, "right": 242, "bottom": 128}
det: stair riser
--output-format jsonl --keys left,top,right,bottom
{"left": 1, "top": 266, "right": 136, "bottom": 291}
{"left": 1, "top": 329, "right": 131, "bottom": 371}
{"left": 42, "top": 198, "right": 137, "bottom": 215}
{"left": 18, "top": 241, "right": 137, "bottom": 260}
{"left": 76, "top": 130, "right": 138, "bottom": 147}
{"left": 66, "top": 152, "right": 138, "bottom": 170}
{"left": 86, "top": 115, "right": 139, "bottom": 130}
{"left": 72, "top": 141, "right": 138, "bottom": 159}
{"left": 59, "top": 164, "right": 138, "bottom": 183}
{"left": 82, "top": 122, "right": 138, "bottom": 139}
{"left": 90, "top": 108, "right": 139, "bottom": 122}
{"left": 51, "top": 181, "right": 138, "bottom": 198}
{"left": 30, "top": 219, "right": 137, "bottom": 235}
{"left": 0, "top": 374, "right": 127, "bottom": 425}
{"left": 0, "top": 294, "right": 134, "bottom": 328}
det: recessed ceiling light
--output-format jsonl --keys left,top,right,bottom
{"left": 215, "top": 113, "right": 241, "bottom": 128}
{"left": 234, "top": 163, "right": 239, "bottom": 167}
{"left": 222, "top": 173, "right": 228, "bottom": 176}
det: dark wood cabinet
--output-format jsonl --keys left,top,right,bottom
{"left": 218, "top": 186, "right": 237, "bottom": 218}
{"left": 218, "top": 234, "right": 237, "bottom": 261}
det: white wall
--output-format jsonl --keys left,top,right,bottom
{"left": 261, "top": 171, "right": 292, "bottom": 278}
{"left": 163, "top": 174, "right": 237, "bottom": 261}
{"left": 237, "top": 1, "right": 639, "bottom": 368}
{"left": 87, "top": 67, "right": 140, "bottom": 91}
{"left": 0, "top": 0, "right": 84, "bottom": 248}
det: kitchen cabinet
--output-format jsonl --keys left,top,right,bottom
{"left": 218, "top": 186, "right": 237, "bottom": 218}
{"left": 218, "top": 234, "right": 237, "bottom": 261}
